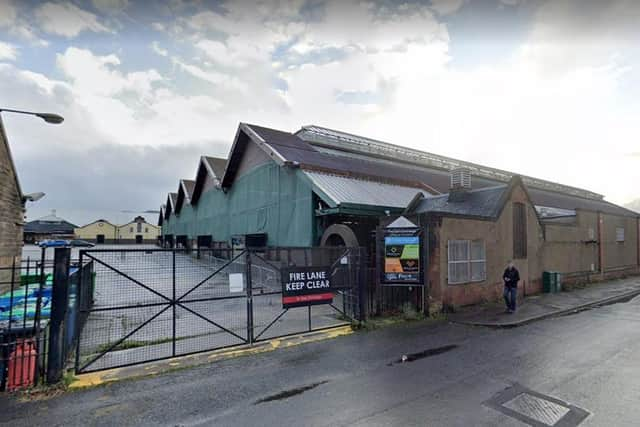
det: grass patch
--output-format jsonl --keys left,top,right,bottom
{"left": 358, "top": 313, "right": 444, "bottom": 331}
{"left": 13, "top": 370, "right": 77, "bottom": 402}
{"left": 95, "top": 337, "right": 175, "bottom": 354}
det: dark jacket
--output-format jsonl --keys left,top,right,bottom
{"left": 503, "top": 267, "right": 520, "bottom": 288}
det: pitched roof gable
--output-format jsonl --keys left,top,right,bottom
{"left": 406, "top": 176, "right": 539, "bottom": 222}
{"left": 220, "top": 123, "right": 309, "bottom": 189}
{"left": 77, "top": 218, "right": 116, "bottom": 228}
{"left": 164, "top": 192, "right": 177, "bottom": 219}
{"left": 175, "top": 179, "right": 195, "bottom": 215}
{"left": 158, "top": 205, "right": 165, "bottom": 226}
{"left": 191, "top": 156, "right": 227, "bottom": 205}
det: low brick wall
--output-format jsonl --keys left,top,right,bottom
{"left": 561, "top": 266, "right": 640, "bottom": 290}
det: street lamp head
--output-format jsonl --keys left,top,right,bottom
{"left": 0, "top": 108, "right": 64, "bottom": 124}
{"left": 23, "top": 192, "right": 46, "bottom": 202}
{"left": 36, "top": 113, "right": 64, "bottom": 124}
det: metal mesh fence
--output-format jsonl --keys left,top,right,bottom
{"left": 76, "top": 249, "right": 249, "bottom": 372}
{"left": 250, "top": 247, "right": 362, "bottom": 341}
{"left": 75, "top": 247, "right": 366, "bottom": 373}
{"left": 0, "top": 259, "right": 49, "bottom": 391}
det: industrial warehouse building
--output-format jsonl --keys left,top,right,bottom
{"left": 160, "top": 123, "right": 640, "bottom": 309}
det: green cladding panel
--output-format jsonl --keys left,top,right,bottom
{"left": 165, "top": 162, "right": 315, "bottom": 247}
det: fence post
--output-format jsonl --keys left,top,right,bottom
{"left": 47, "top": 247, "right": 71, "bottom": 384}
{"left": 74, "top": 251, "right": 84, "bottom": 374}
{"left": 358, "top": 248, "right": 368, "bottom": 322}
{"left": 172, "top": 250, "right": 176, "bottom": 357}
{"left": 246, "top": 250, "right": 254, "bottom": 344}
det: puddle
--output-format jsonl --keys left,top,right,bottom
{"left": 388, "top": 344, "right": 458, "bottom": 365}
{"left": 255, "top": 380, "right": 329, "bottom": 404}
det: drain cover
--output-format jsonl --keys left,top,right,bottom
{"left": 504, "top": 393, "right": 570, "bottom": 425}
{"left": 485, "top": 384, "right": 589, "bottom": 427}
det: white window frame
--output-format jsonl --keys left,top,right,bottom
{"left": 447, "top": 239, "right": 486, "bottom": 285}
{"left": 616, "top": 227, "right": 625, "bottom": 242}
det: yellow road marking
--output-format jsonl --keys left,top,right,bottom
{"left": 70, "top": 325, "right": 352, "bottom": 389}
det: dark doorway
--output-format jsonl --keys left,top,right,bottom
{"left": 325, "top": 234, "right": 346, "bottom": 247}
{"left": 135, "top": 235, "right": 143, "bottom": 244}
{"left": 197, "top": 235, "right": 212, "bottom": 248}
{"left": 245, "top": 233, "right": 268, "bottom": 248}
{"left": 96, "top": 234, "right": 105, "bottom": 244}
{"left": 176, "top": 235, "right": 188, "bottom": 249}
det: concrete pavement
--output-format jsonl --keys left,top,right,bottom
{"left": 448, "top": 275, "right": 640, "bottom": 327}
{"left": 3, "top": 291, "right": 640, "bottom": 426}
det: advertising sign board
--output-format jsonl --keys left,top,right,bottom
{"left": 381, "top": 227, "right": 423, "bottom": 285}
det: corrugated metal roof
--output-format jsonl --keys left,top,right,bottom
{"left": 205, "top": 123, "right": 638, "bottom": 219}
{"left": 297, "top": 124, "right": 605, "bottom": 201}
{"left": 303, "top": 171, "right": 428, "bottom": 209}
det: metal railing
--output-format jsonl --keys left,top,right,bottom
{"left": 0, "top": 258, "right": 49, "bottom": 391}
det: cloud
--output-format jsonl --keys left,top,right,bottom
{"left": 16, "top": 140, "right": 224, "bottom": 226}
{"left": 91, "top": 0, "right": 129, "bottom": 14}
{"left": 0, "top": 40, "right": 17, "bottom": 60}
{"left": 0, "top": 0, "right": 48, "bottom": 46}
{"left": 0, "top": 59, "right": 229, "bottom": 225}
{"left": 57, "top": 47, "right": 162, "bottom": 98}
{"left": 0, "top": 0, "right": 17, "bottom": 28}
{"left": 518, "top": 0, "right": 640, "bottom": 74}
{"left": 151, "top": 41, "right": 168, "bottom": 57}
{"left": 430, "top": 0, "right": 465, "bottom": 16}
{"left": 51, "top": 47, "right": 226, "bottom": 148}
{"left": 3, "top": 0, "right": 640, "bottom": 227}
{"left": 34, "top": 2, "right": 112, "bottom": 38}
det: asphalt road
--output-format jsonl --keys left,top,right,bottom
{"left": 3, "top": 294, "right": 640, "bottom": 426}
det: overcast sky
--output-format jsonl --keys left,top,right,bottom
{"left": 1, "top": 0, "right": 638, "bottom": 225}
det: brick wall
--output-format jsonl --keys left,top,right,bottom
{"left": 0, "top": 120, "right": 23, "bottom": 293}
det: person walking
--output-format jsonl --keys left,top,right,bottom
{"left": 503, "top": 260, "right": 520, "bottom": 313}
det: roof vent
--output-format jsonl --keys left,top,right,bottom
{"left": 449, "top": 167, "right": 471, "bottom": 202}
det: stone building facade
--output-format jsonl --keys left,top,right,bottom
{"left": 0, "top": 117, "right": 24, "bottom": 293}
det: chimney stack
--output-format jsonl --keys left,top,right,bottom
{"left": 448, "top": 167, "right": 471, "bottom": 202}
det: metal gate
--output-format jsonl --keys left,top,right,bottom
{"left": 75, "top": 247, "right": 364, "bottom": 374}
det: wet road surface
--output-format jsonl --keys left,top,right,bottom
{"left": 3, "top": 294, "right": 640, "bottom": 426}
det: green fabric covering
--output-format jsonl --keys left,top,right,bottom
{"left": 164, "top": 162, "right": 315, "bottom": 246}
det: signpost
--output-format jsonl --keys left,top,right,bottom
{"left": 281, "top": 266, "right": 333, "bottom": 309}
{"left": 383, "top": 234, "right": 421, "bottom": 283}
{"left": 379, "top": 217, "right": 425, "bottom": 286}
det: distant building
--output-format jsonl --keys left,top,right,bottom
{"left": 74, "top": 219, "right": 118, "bottom": 243}
{"left": 75, "top": 216, "right": 160, "bottom": 244}
{"left": 23, "top": 210, "right": 77, "bottom": 243}
{"left": 0, "top": 116, "right": 24, "bottom": 292}
{"left": 116, "top": 216, "right": 160, "bottom": 244}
